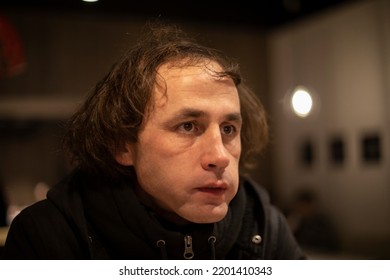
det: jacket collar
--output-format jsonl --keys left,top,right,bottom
{"left": 48, "top": 169, "right": 247, "bottom": 259}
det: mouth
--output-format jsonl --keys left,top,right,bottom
{"left": 196, "top": 182, "right": 228, "bottom": 195}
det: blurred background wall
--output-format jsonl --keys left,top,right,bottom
{"left": 1, "top": 0, "right": 389, "bottom": 259}
{"left": 268, "top": 0, "right": 390, "bottom": 258}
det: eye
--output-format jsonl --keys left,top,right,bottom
{"left": 221, "top": 124, "right": 236, "bottom": 135}
{"left": 177, "top": 122, "right": 198, "bottom": 133}
{"left": 182, "top": 122, "right": 194, "bottom": 131}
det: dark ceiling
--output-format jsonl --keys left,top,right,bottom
{"left": 1, "top": 0, "right": 360, "bottom": 29}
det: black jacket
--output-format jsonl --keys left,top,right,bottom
{"left": 2, "top": 170, "right": 305, "bottom": 260}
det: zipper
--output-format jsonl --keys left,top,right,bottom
{"left": 183, "top": 235, "right": 194, "bottom": 259}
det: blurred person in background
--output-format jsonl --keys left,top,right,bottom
{"left": 286, "top": 188, "right": 340, "bottom": 255}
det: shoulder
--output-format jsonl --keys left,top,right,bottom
{"left": 239, "top": 176, "right": 306, "bottom": 259}
{"left": 2, "top": 200, "right": 64, "bottom": 259}
{"left": 240, "top": 176, "right": 287, "bottom": 223}
{"left": 4, "top": 198, "right": 89, "bottom": 259}
{"left": 9, "top": 199, "right": 63, "bottom": 235}
{"left": 7, "top": 171, "right": 84, "bottom": 243}
{"left": 240, "top": 176, "right": 272, "bottom": 212}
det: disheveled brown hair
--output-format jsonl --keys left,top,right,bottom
{"left": 62, "top": 22, "right": 268, "bottom": 179}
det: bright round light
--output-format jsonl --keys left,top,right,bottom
{"left": 291, "top": 88, "right": 313, "bottom": 117}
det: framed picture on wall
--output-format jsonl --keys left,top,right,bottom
{"left": 299, "top": 138, "right": 314, "bottom": 167}
{"left": 329, "top": 136, "right": 345, "bottom": 166}
{"left": 361, "top": 133, "right": 381, "bottom": 164}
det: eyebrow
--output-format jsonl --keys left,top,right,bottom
{"left": 172, "top": 108, "right": 242, "bottom": 123}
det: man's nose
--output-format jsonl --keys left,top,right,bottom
{"left": 200, "top": 126, "right": 230, "bottom": 173}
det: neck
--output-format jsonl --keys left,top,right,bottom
{"left": 134, "top": 184, "right": 191, "bottom": 226}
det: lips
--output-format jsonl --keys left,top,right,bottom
{"left": 196, "top": 182, "right": 228, "bottom": 195}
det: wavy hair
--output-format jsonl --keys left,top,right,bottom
{"left": 62, "top": 22, "right": 269, "bottom": 178}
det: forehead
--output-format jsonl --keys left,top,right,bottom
{"left": 142, "top": 60, "right": 240, "bottom": 123}
{"left": 141, "top": 61, "right": 240, "bottom": 129}
{"left": 153, "top": 61, "right": 235, "bottom": 99}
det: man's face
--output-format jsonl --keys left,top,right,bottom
{"left": 118, "top": 62, "right": 242, "bottom": 224}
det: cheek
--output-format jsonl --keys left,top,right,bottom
{"left": 133, "top": 135, "right": 182, "bottom": 184}
{"left": 136, "top": 127, "right": 172, "bottom": 157}
{"left": 227, "top": 138, "right": 242, "bottom": 160}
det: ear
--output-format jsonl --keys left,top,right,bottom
{"left": 114, "top": 143, "right": 135, "bottom": 166}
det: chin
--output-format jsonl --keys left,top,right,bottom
{"left": 186, "top": 208, "right": 228, "bottom": 224}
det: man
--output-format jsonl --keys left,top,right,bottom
{"left": 2, "top": 23, "right": 305, "bottom": 260}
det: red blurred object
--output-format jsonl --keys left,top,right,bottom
{"left": 0, "top": 13, "right": 26, "bottom": 78}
